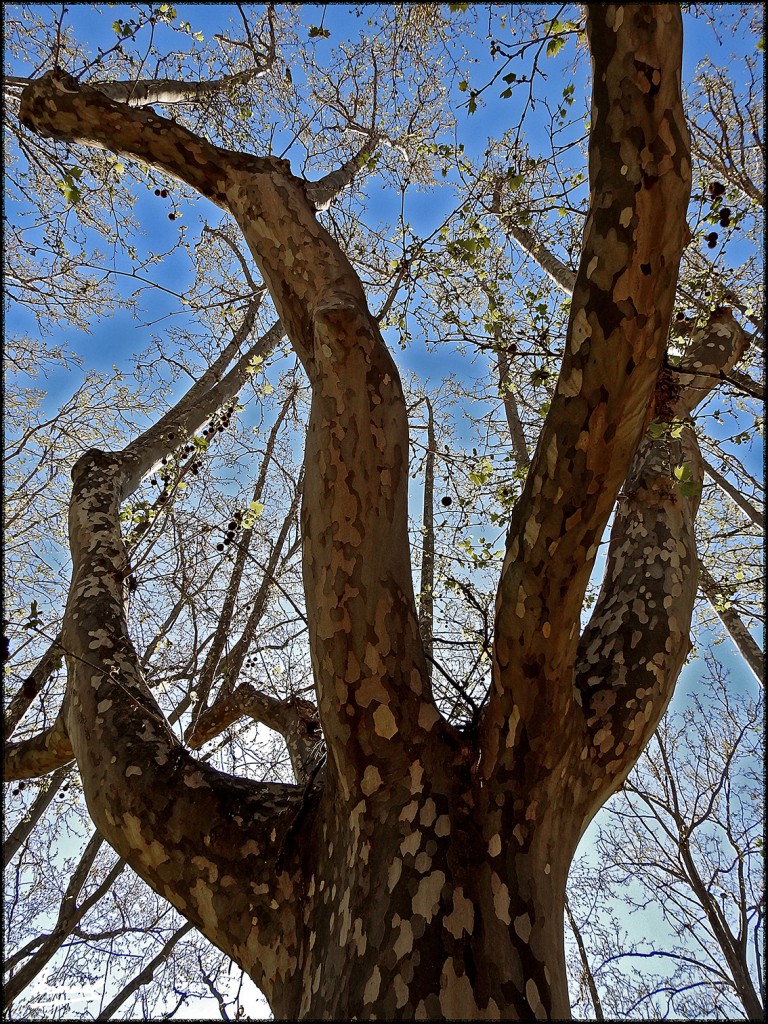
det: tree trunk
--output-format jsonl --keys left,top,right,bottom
{"left": 15, "top": 6, "right": 700, "bottom": 1019}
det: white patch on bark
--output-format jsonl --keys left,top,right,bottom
{"left": 183, "top": 769, "right": 208, "bottom": 788}
{"left": 400, "top": 831, "right": 421, "bottom": 857}
{"left": 373, "top": 704, "right": 397, "bottom": 739}
{"left": 393, "top": 918, "right": 414, "bottom": 959}
{"left": 439, "top": 958, "right": 479, "bottom": 1017}
{"left": 526, "top": 977, "right": 546, "bottom": 1019}
{"left": 361, "top": 764, "right": 382, "bottom": 795}
{"left": 363, "top": 965, "right": 381, "bottom": 1005}
{"left": 388, "top": 858, "right": 402, "bottom": 893}
{"left": 419, "top": 798, "right": 437, "bottom": 827}
{"left": 444, "top": 886, "right": 475, "bottom": 938}
{"left": 412, "top": 870, "right": 446, "bottom": 922}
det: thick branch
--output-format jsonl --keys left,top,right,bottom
{"left": 4, "top": 716, "right": 74, "bottom": 781}
{"left": 57, "top": 445, "right": 309, "bottom": 1005}
{"left": 486, "top": 4, "right": 692, "bottom": 779}
{"left": 572, "top": 301, "right": 750, "bottom": 818}
{"left": 306, "top": 133, "right": 383, "bottom": 211}
{"left": 186, "top": 684, "right": 321, "bottom": 784}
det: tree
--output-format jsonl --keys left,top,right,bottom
{"left": 3, "top": 4, "right": 763, "bottom": 1019}
{"left": 565, "top": 658, "right": 764, "bottom": 1020}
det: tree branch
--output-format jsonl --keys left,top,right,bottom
{"left": 485, "top": 4, "right": 692, "bottom": 783}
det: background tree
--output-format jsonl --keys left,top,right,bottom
{"left": 565, "top": 657, "right": 763, "bottom": 1020}
{"left": 3, "top": 4, "right": 763, "bottom": 1020}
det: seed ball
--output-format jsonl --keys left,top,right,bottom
{"left": 168, "top": 213, "right": 176, "bottom": 221}
{"left": 217, "top": 543, "right": 224, "bottom": 551}
{"left": 160, "top": 188, "right": 169, "bottom": 198}
{"left": 154, "top": 188, "right": 161, "bottom": 196}
{"left": 228, "top": 521, "right": 237, "bottom": 530}
{"left": 441, "top": 496, "right": 452, "bottom": 507}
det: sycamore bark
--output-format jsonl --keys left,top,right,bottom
{"left": 13, "top": 6, "right": 709, "bottom": 1019}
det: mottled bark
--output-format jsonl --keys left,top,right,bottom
{"left": 4, "top": 715, "right": 74, "bottom": 780}
{"left": 186, "top": 685, "right": 321, "bottom": 785}
{"left": 14, "top": 7, "right": 717, "bottom": 1020}
{"left": 493, "top": 166, "right": 761, "bottom": 690}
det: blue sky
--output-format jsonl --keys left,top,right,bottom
{"left": 5, "top": 4, "right": 763, "bottom": 1019}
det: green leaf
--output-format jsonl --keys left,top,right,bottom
{"left": 468, "top": 93, "right": 477, "bottom": 114}
{"left": 546, "top": 37, "right": 565, "bottom": 58}
{"left": 56, "top": 178, "right": 81, "bottom": 205}
{"left": 678, "top": 479, "right": 702, "bottom": 500}
{"left": 458, "top": 80, "right": 468, "bottom": 92}
{"left": 308, "top": 25, "right": 330, "bottom": 38}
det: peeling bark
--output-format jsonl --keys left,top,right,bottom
{"left": 12, "top": 7, "right": 728, "bottom": 1020}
